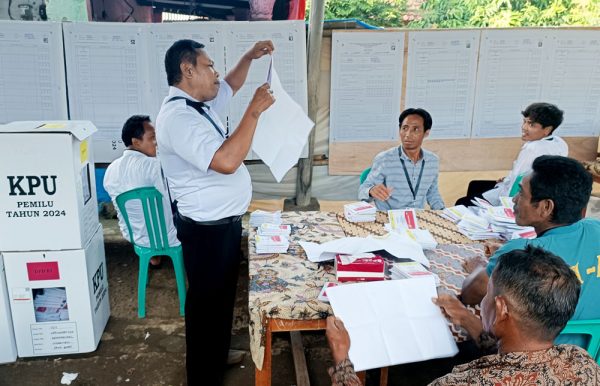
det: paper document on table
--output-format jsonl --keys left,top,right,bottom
{"left": 328, "top": 278, "right": 458, "bottom": 372}
{"left": 252, "top": 57, "right": 314, "bottom": 182}
{"left": 300, "top": 232, "right": 428, "bottom": 267}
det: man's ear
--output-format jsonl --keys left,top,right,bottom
{"left": 495, "top": 296, "right": 509, "bottom": 324}
{"left": 424, "top": 130, "right": 430, "bottom": 139}
{"left": 542, "top": 126, "right": 553, "bottom": 136}
{"left": 131, "top": 136, "right": 141, "bottom": 148}
{"left": 539, "top": 198, "right": 555, "bottom": 220}
{"left": 180, "top": 62, "right": 193, "bottom": 79}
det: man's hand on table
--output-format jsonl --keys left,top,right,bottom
{"left": 326, "top": 316, "right": 351, "bottom": 365}
{"left": 462, "top": 255, "right": 488, "bottom": 274}
{"left": 484, "top": 241, "right": 503, "bottom": 257}
{"left": 432, "top": 294, "right": 483, "bottom": 341}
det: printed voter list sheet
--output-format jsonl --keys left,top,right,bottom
{"left": 472, "top": 30, "right": 550, "bottom": 138}
{"left": 330, "top": 31, "right": 404, "bottom": 142}
{"left": 252, "top": 57, "right": 313, "bottom": 182}
{"left": 405, "top": 30, "right": 479, "bottom": 139}
{"left": 0, "top": 21, "right": 68, "bottom": 124}
{"left": 328, "top": 278, "right": 458, "bottom": 371}
{"left": 541, "top": 30, "right": 600, "bottom": 137}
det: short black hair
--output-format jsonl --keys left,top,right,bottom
{"left": 122, "top": 115, "right": 151, "bottom": 147}
{"left": 493, "top": 245, "right": 580, "bottom": 341}
{"left": 529, "top": 155, "right": 592, "bottom": 224}
{"left": 399, "top": 108, "right": 433, "bottom": 132}
{"left": 164, "top": 39, "right": 205, "bottom": 86}
{"left": 521, "top": 103, "right": 564, "bottom": 133}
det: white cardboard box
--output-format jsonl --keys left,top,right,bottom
{"left": 0, "top": 255, "right": 17, "bottom": 364}
{"left": 3, "top": 225, "right": 110, "bottom": 357}
{"left": 0, "top": 120, "right": 99, "bottom": 251}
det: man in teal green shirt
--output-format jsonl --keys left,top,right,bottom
{"left": 459, "top": 155, "right": 599, "bottom": 346}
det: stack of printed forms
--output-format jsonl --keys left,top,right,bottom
{"left": 344, "top": 202, "right": 376, "bottom": 222}
{"left": 386, "top": 209, "right": 437, "bottom": 250}
{"left": 255, "top": 234, "right": 289, "bottom": 254}
{"left": 33, "top": 287, "right": 70, "bottom": 322}
{"left": 390, "top": 261, "right": 440, "bottom": 286}
{"left": 250, "top": 210, "right": 282, "bottom": 227}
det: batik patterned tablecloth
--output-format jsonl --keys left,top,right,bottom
{"left": 248, "top": 211, "right": 485, "bottom": 370}
{"left": 336, "top": 210, "right": 474, "bottom": 244}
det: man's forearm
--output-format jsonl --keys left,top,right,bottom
{"left": 460, "top": 267, "right": 489, "bottom": 306}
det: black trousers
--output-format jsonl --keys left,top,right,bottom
{"left": 454, "top": 180, "right": 497, "bottom": 207}
{"left": 175, "top": 215, "right": 242, "bottom": 386}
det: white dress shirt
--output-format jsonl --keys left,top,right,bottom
{"left": 483, "top": 135, "right": 568, "bottom": 205}
{"left": 104, "top": 149, "right": 180, "bottom": 247}
{"left": 155, "top": 81, "right": 252, "bottom": 222}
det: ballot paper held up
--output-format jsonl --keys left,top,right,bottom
{"left": 252, "top": 57, "right": 314, "bottom": 182}
{"left": 327, "top": 278, "right": 458, "bottom": 372}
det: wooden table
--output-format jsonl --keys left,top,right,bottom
{"left": 248, "top": 211, "right": 485, "bottom": 386}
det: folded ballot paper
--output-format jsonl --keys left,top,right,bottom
{"left": 335, "top": 253, "right": 385, "bottom": 282}
{"left": 255, "top": 235, "right": 289, "bottom": 254}
{"left": 257, "top": 223, "right": 291, "bottom": 237}
{"left": 344, "top": 202, "right": 376, "bottom": 222}
{"left": 328, "top": 278, "right": 458, "bottom": 372}
{"left": 250, "top": 210, "right": 282, "bottom": 227}
{"left": 387, "top": 209, "right": 418, "bottom": 230}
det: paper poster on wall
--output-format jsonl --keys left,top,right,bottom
{"left": 541, "top": 30, "right": 600, "bottom": 137}
{"left": 63, "top": 23, "right": 152, "bottom": 163}
{"left": 405, "top": 30, "right": 480, "bottom": 139}
{"left": 147, "top": 22, "right": 227, "bottom": 121}
{"left": 0, "top": 21, "right": 68, "bottom": 124}
{"left": 330, "top": 31, "right": 405, "bottom": 142}
{"left": 472, "top": 30, "right": 551, "bottom": 138}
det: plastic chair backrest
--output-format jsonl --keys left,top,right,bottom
{"left": 115, "top": 187, "right": 170, "bottom": 251}
{"left": 508, "top": 173, "right": 525, "bottom": 197}
{"left": 359, "top": 167, "right": 372, "bottom": 184}
{"left": 560, "top": 319, "right": 600, "bottom": 364}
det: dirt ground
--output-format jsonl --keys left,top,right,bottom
{"left": 0, "top": 216, "right": 479, "bottom": 386}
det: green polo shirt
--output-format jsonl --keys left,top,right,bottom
{"left": 486, "top": 218, "right": 600, "bottom": 346}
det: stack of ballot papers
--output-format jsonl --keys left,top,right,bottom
{"left": 443, "top": 199, "right": 535, "bottom": 241}
{"left": 390, "top": 261, "right": 440, "bottom": 285}
{"left": 250, "top": 210, "right": 282, "bottom": 227}
{"left": 255, "top": 235, "right": 289, "bottom": 254}
{"left": 327, "top": 278, "right": 458, "bottom": 371}
{"left": 33, "top": 287, "right": 69, "bottom": 322}
{"left": 387, "top": 209, "right": 418, "bottom": 230}
{"left": 405, "top": 229, "right": 437, "bottom": 250}
{"left": 335, "top": 253, "right": 385, "bottom": 282}
{"left": 344, "top": 202, "right": 376, "bottom": 222}
{"left": 257, "top": 223, "right": 291, "bottom": 237}
{"left": 441, "top": 205, "right": 473, "bottom": 223}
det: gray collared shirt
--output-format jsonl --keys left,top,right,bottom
{"left": 358, "top": 146, "right": 445, "bottom": 210}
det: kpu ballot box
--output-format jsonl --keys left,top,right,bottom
{"left": 0, "top": 254, "right": 17, "bottom": 364}
{"left": 2, "top": 225, "right": 110, "bottom": 357}
{"left": 0, "top": 120, "right": 99, "bottom": 251}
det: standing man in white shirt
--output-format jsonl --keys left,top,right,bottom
{"left": 155, "top": 39, "right": 275, "bottom": 385}
{"left": 104, "top": 115, "right": 179, "bottom": 268}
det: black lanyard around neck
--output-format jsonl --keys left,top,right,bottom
{"left": 398, "top": 147, "right": 425, "bottom": 200}
{"left": 168, "top": 96, "right": 228, "bottom": 138}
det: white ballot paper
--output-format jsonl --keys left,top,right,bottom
{"left": 300, "top": 232, "right": 429, "bottom": 267}
{"left": 328, "top": 277, "right": 458, "bottom": 372}
{"left": 252, "top": 57, "right": 314, "bottom": 182}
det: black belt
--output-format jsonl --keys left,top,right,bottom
{"left": 176, "top": 212, "right": 242, "bottom": 226}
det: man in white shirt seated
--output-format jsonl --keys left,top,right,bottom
{"left": 104, "top": 115, "right": 179, "bottom": 268}
{"left": 456, "top": 102, "right": 568, "bottom": 206}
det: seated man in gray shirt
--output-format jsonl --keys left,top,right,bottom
{"left": 358, "top": 108, "right": 445, "bottom": 210}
